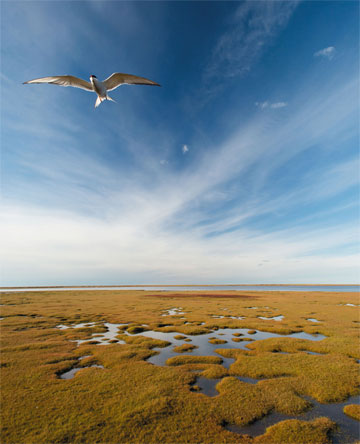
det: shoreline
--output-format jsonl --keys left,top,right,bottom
{"left": 1, "top": 283, "right": 358, "bottom": 289}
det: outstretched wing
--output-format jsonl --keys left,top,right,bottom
{"left": 23, "top": 75, "right": 93, "bottom": 92}
{"left": 103, "top": 73, "right": 161, "bottom": 91}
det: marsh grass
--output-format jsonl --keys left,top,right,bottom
{"left": 166, "top": 355, "right": 223, "bottom": 366}
{"left": 343, "top": 404, "right": 360, "bottom": 421}
{"left": 174, "top": 335, "right": 187, "bottom": 340}
{"left": 173, "top": 344, "right": 198, "bottom": 353}
{"left": 209, "top": 338, "right": 227, "bottom": 344}
{"left": 1, "top": 289, "right": 359, "bottom": 443}
{"left": 254, "top": 417, "right": 335, "bottom": 443}
{"left": 232, "top": 337, "right": 255, "bottom": 342}
{"left": 126, "top": 326, "right": 149, "bottom": 334}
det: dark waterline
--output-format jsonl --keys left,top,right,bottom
{"left": 1, "top": 285, "right": 359, "bottom": 293}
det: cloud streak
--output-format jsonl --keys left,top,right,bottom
{"left": 255, "top": 101, "right": 287, "bottom": 109}
{"left": 1, "top": 1, "right": 358, "bottom": 285}
{"left": 204, "top": 1, "right": 299, "bottom": 83}
{"left": 314, "top": 46, "right": 336, "bottom": 60}
{"left": 1, "top": 70, "right": 358, "bottom": 284}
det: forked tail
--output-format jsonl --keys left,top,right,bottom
{"left": 94, "top": 95, "right": 116, "bottom": 108}
{"left": 106, "top": 94, "right": 116, "bottom": 104}
{"left": 95, "top": 96, "right": 102, "bottom": 108}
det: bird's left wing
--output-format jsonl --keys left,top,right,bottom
{"left": 103, "top": 73, "right": 161, "bottom": 91}
{"left": 23, "top": 75, "right": 93, "bottom": 92}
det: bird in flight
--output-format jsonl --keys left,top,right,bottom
{"left": 23, "top": 72, "right": 161, "bottom": 108}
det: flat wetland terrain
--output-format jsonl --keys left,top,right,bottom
{"left": 1, "top": 289, "right": 359, "bottom": 443}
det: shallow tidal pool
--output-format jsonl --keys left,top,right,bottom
{"left": 54, "top": 320, "right": 360, "bottom": 442}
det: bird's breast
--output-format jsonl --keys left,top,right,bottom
{"left": 92, "top": 78, "right": 107, "bottom": 96}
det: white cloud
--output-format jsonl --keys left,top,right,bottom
{"left": 1, "top": 8, "right": 358, "bottom": 288}
{"left": 255, "top": 101, "right": 270, "bottom": 109}
{"left": 255, "top": 101, "right": 287, "bottom": 109}
{"left": 314, "top": 46, "right": 336, "bottom": 60}
{"left": 1, "top": 203, "right": 358, "bottom": 286}
{"left": 270, "top": 102, "right": 287, "bottom": 109}
{"left": 205, "top": 1, "right": 299, "bottom": 82}
{"left": 2, "top": 72, "right": 358, "bottom": 284}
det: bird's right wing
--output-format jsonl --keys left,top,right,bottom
{"left": 103, "top": 73, "right": 161, "bottom": 91}
{"left": 23, "top": 76, "right": 93, "bottom": 92}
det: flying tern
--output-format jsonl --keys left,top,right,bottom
{"left": 23, "top": 72, "right": 161, "bottom": 108}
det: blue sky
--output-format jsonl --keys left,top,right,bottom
{"left": 1, "top": 1, "right": 359, "bottom": 285}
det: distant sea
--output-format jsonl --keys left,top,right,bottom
{"left": 0, "top": 285, "right": 359, "bottom": 292}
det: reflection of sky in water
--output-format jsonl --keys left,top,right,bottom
{"left": 75, "top": 323, "right": 127, "bottom": 346}
{"left": 162, "top": 308, "right": 185, "bottom": 316}
{"left": 57, "top": 322, "right": 97, "bottom": 330}
{"left": 212, "top": 315, "right": 245, "bottom": 319}
{"left": 135, "top": 327, "right": 326, "bottom": 367}
{"left": 258, "top": 315, "right": 284, "bottom": 321}
{"left": 57, "top": 323, "right": 327, "bottom": 364}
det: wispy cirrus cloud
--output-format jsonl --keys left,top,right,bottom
{"left": 1, "top": 70, "right": 358, "bottom": 285}
{"left": 314, "top": 46, "right": 336, "bottom": 60}
{"left": 1, "top": 1, "right": 358, "bottom": 285}
{"left": 255, "top": 101, "right": 287, "bottom": 109}
{"left": 1, "top": 201, "right": 358, "bottom": 286}
{"left": 204, "top": 1, "right": 299, "bottom": 83}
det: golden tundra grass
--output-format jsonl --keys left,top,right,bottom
{"left": 344, "top": 404, "right": 360, "bottom": 421}
{"left": 1, "top": 289, "right": 359, "bottom": 443}
{"left": 172, "top": 343, "right": 198, "bottom": 353}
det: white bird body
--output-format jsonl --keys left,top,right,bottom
{"left": 23, "top": 72, "right": 161, "bottom": 108}
{"left": 90, "top": 76, "right": 112, "bottom": 108}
